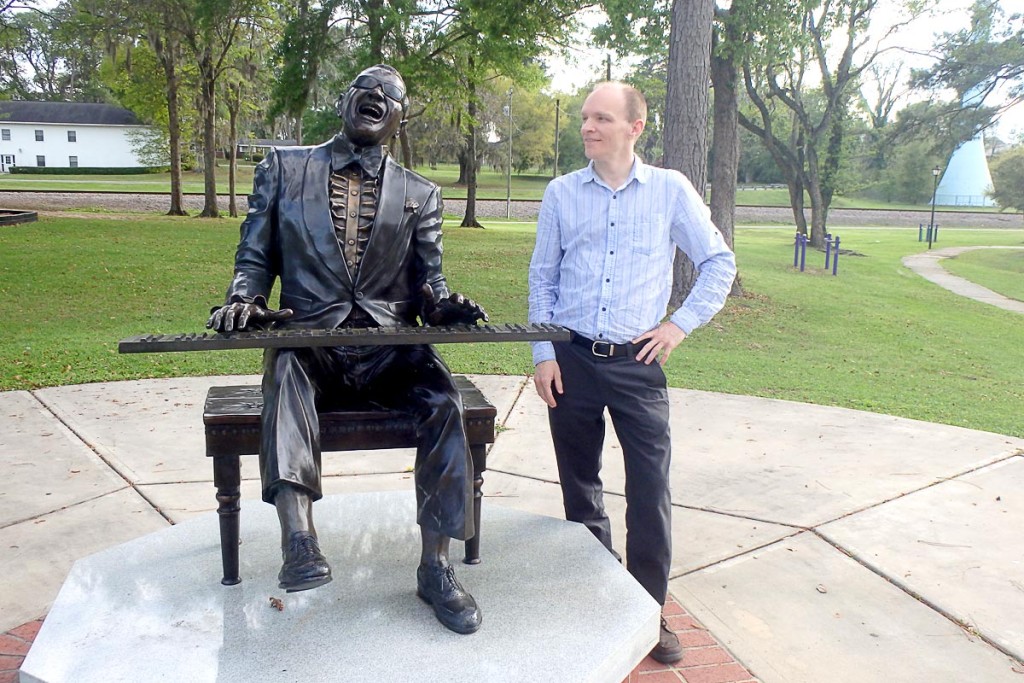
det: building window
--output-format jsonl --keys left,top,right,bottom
{"left": 69, "top": 156, "right": 78, "bottom": 168}
{"left": 1, "top": 129, "right": 9, "bottom": 141}
{"left": 36, "top": 155, "right": 45, "bottom": 167}
{"left": 67, "top": 130, "right": 77, "bottom": 142}
{"left": 34, "top": 130, "right": 44, "bottom": 141}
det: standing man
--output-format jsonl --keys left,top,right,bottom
{"left": 207, "top": 64, "right": 485, "bottom": 635}
{"left": 528, "top": 81, "right": 736, "bottom": 662}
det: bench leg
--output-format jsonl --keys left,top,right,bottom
{"left": 464, "top": 443, "right": 486, "bottom": 564}
{"left": 213, "top": 455, "right": 242, "bottom": 585}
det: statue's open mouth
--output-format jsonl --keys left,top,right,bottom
{"left": 358, "top": 101, "right": 385, "bottom": 121}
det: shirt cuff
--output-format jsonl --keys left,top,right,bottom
{"left": 531, "top": 341, "right": 556, "bottom": 365}
{"left": 669, "top": 308, "right": 701, "bottom": 336}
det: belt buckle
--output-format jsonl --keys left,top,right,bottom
{"left": 591, "top": 340, "right": 614, "bottom": 358}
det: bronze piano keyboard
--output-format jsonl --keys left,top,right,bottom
{"left": 119, "top": 322, "right": 570, "bottom": 354}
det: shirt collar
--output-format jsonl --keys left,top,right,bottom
{"left": 582, "top": 156, "right": 647, "bottom": 189}
{"left": 331, "top": 135, "right": 387, "bottom": 178}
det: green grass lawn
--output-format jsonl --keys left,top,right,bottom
{"left": 940, "top": 247, "right": 1024, "bottom": 302}
{"left": 2, "top": 217, "right": 1022, "bottom": 438}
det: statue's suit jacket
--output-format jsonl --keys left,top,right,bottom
{"left": 224, "top": 135, "right": 450, "bottom": 327}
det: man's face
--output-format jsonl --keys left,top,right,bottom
{"left": 580, "top": 85, "right": 643, "bottom": 164}
{"left": 340, "top": 67, "right": 406, "bottom": 147}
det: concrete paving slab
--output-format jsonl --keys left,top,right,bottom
{"left": 820, "top": 456, "right": 1024, "bottom": 662}
{"left": 0, "top": 488, "right": 168, "bottom": 634}
{"left": 34, "top": 375, "right": 258, "bottom": 485}
{"left": 0, "top": 391, "right": 126, "bottom": 527}
{"left": 482, "top": 471, "right": 797, "bottom": 576}
{"left": 492, "top": 387, "right": 1023, "bottom": 528}
{"left": 22, "top": 492, "right": 660, "bottom": 683}
{"left": 671, "top": 532, "right": 1022, "bottom": 683}
{"left": 670, "top": 389, "right": 1023, "bottom": 527}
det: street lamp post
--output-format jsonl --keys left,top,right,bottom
{"left": 928, "top": 166, "right": 941, "bottom": 250}
{"left": 505, "top": 87, "right": 513, "bottom": 220}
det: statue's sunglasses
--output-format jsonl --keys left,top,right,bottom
{"left": 351, "top": 75, "right": 405, "bottom": 103}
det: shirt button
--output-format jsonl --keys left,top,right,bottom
{"left": 601, "top": 307, "right": 606, "bottom": 311}
{"left": 605, "top": 278, "right": 610, "bottom": 283}
{"left": 348, "top": 239, "right": 355, "bottom": 245}
{"left": 347, "top": 260, "right": 354, "bottom": 267}
{"left": 611, "top": 222, "right": 615, "bottom": 227}
{"left": 355, "top": 291, "right": 364, "bottom": 300}
{"left": 350, "top": 190, "right": 358, "bottom": 196}
{"left": 349, "top": 211, "right": 356, "bottom": 217}
{"left": 609, "top": 251, "right": 614, "bottom": 255}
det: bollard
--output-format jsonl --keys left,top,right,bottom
{"left": 793, "top": 231, "right": 801, "bottom": 268}
{"left": 933, "top": 223, "right": 939, "bottom": 243}
{"left": 832, "top": 235, "right": 840, "bottom": 276}
{"left": 918, "top": 224, "right": 924, "bottom": 242}
{"left": 825, "top": 233, "right": 833, "bottom": 270}
{"left": 799, "top": 234, "right": 807, "bottom": 271}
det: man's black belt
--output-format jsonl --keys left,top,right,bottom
{"left": 570, "top": 332, "right": 642, "bottom": 359}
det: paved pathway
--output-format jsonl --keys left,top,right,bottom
{"left": 902, "top": 246, "right": 1024, "bottom": 314}
{"left": 2, "top": 375, "right": 1023, "bottom": 681}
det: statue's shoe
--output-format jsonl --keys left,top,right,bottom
{"left": 278, "top": 531, "right": 332, "bottom": 592}
{"left": 416, "top": 563, "right": 482, "bottom": 634}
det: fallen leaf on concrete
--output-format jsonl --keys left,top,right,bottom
{"left": 269, "top": 596, "right": 284, "bottom": 611}
{"left": 816, "top": 584, "right": 828, "bottom": 594}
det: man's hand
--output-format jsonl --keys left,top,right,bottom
{"left": 632, "top": 321, "right": 687, "bottom": 366}
{"left": 206, "top": 302, "right": 293, "bottom": 333}
{"left": 533, "top": 360, "right": 563, "bottom": 408}
{"left": 420, "top": 285, "right": 488, "bottom": 326}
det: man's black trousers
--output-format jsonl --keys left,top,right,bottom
{"left": 549, "top": 339, "right": 673, "bottom": 604}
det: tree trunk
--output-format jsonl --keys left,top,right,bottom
{"left": 709, "top": 39, "right": 743, "bottom": 297}
{"left": 164, "top": 56, "right": 186, "bottom": 216}
{"left": 227, "top": 86, "right": 239, "bottom": 218}
{"left": 664, "top": 0, "right": 713, "bottom": 309}
{"left": 199, "top": 60, "right": 219, "bottom": 218}
{"left": 460, "top": 91, "right": 482, "bottom": 228}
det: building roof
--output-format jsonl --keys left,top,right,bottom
{"left": 0, "top": 101, "right": 143, "bottom": 126}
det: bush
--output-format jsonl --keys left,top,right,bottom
{"left": 10, "top": 166, "right": 169, "bottom": 175}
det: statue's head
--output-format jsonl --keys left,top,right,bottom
{"left": 335, "top": 64, "right": 408, "bottom": 147}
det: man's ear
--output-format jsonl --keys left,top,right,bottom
{"left": 631, "top": 118, "right": 646, "bottom": 139}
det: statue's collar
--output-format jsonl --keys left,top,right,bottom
{"left": 331, "top": 135, "right": 388, "bottom": 178}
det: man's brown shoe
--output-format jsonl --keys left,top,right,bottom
{"left": 650, "top": 616, "right": 683, "bottom": 664}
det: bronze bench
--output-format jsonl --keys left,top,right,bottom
{"left": 203, "top": 375, "right": 496, "bottom": 585}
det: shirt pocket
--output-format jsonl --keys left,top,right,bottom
{"left": 630, "top": 212, "right": 669, "bottom": 256}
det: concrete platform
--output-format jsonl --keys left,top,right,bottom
{"left": 20, "top": 492, "right": 659, "bottom": 683}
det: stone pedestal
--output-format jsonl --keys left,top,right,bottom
{"left": 21, "top": 492, "right": 659, "bottom": 682}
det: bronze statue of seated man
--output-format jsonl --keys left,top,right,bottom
{"left": 207, "top": 64, "right": 487, "bottom": 635}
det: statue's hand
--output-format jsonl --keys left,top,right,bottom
{"left": 420, "top": 286, "right": 488, "bottom": 326}
{"left": 206, "top": 302, "right": 293, "bottom": 333}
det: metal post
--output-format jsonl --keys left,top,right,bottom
{"left": 799, "top": 234, "right": 807, "bottom": 272}
{"left": 918, "top": 224, "right": 923, "bottom": 242}
{"left": 928, "top": 167, "right": 941, "bottom": 250}
{"left": 506, "top": 88, "right": 513, "bottom": 220}
{"left": 825, "top": 233, "right": 833, "bottom": 270}
{"left": 832, "top": 235, "right": 840, "bottom": 276}
{"left": 794, "top": 232, "right": 800, "bottom": 268}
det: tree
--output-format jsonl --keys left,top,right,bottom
{"left": 911, "top": 1, "right": 1024, "bottom": 123}
{"left": 989, "top": 146, "right": 1024, "bottom": 212}
{"left": 663, "top": 0, "right": 714, "bottom": 306}
{"left": 176, "top": 0, "right": 264, "bottom": 218}
{"left": 738, "top": 0, "right": 916, "bottom": 247}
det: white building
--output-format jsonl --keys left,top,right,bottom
{"left": 0, "top": 101, "right": 154, "bottom": 173}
